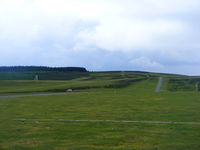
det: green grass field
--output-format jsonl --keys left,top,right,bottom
{"left": 0, "top": 71, "right": 200, "bottom": 150}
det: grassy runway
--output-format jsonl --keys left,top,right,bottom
{"left": 0, "top": 72, "right": 200, "bottom": 149}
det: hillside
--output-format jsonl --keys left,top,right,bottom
{"left": 0, "top": 66, "right": 87, "bottom": 72}
{"left": 0, "top": 71, "right": 200, "bottom": 149}
{"left": 0, "top": 70, "right": 199, "bottom": 95}
{"left": 0, "top": 70, "right": 200, "bottom": 149}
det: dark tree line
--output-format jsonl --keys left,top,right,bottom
{"left": 0, "top": 66, "right": 87, "bottom": 72}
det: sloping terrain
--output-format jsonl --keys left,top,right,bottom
{"left": 0, "top": 71, "right": 200, "bottom": 150}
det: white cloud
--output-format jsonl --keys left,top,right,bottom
{"left": 0, "top": 0, "right": 197, "bottom": 52}
{"left": 130, "top": 57, "right": 163, "bottom": 68}
{"left": 77, "top": 19, "right": 186, "bottom": 51}
{"left": 0, "top": 0, "right": 200, "bottom": 74}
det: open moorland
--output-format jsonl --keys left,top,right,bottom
{"left": 0, "top": 71, "right": 200, "bottom": 150}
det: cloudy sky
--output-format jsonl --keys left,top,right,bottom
{"left": 0, "top": 0, "right": 200, "bottom": 75}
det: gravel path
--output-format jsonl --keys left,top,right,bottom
{"left": 12, "top": 118, "right": 200, "bottom": 125}
{"left": 0, "top": 93, "right": 73, "bottom": 98}
{"left": 155, "top": 77, "right": 163, "bottom": 92}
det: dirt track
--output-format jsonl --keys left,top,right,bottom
{"left": 155, "top": 77, "right": 163, "bottom": 92}
{"left": 0, "top": 92, "right": 73, "bottom": 98}
{"left": 12, "top": 118, "right": 200, "bottom": 125}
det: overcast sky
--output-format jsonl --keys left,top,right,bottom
{"left": 0, "top": 0, "right": 200, "bottom": 75}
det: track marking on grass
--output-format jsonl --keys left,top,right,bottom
{"left": 12, "top": 118, "right": 200, "bottom": 125}
{"left": 0, "top": 92, "right": 77, "bottom": 98}
{"left": 155, "top": 77, "right": 163, "bottom": 92}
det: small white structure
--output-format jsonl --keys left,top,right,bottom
{"left": 34, "top": 75, "right": 39, "bottom": 81}
{"left": 196, "top": 82, "right": 199, "bottom": 92}
{"left": 121, "top": 71, "right": 125, "bottom": 78}
{"left": 66, "top": 89, "right": 73, "bottom": 92}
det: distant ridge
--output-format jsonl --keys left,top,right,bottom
{"left": 0, "top": 66, "right": 87, "bottom": 72}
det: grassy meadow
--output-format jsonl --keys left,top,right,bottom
{"left": 0, "top": 71, "right": 200, "bottom": 149}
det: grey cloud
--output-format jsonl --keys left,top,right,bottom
{"left": 0, "top": 0, "right": 200, "bottom": 75}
